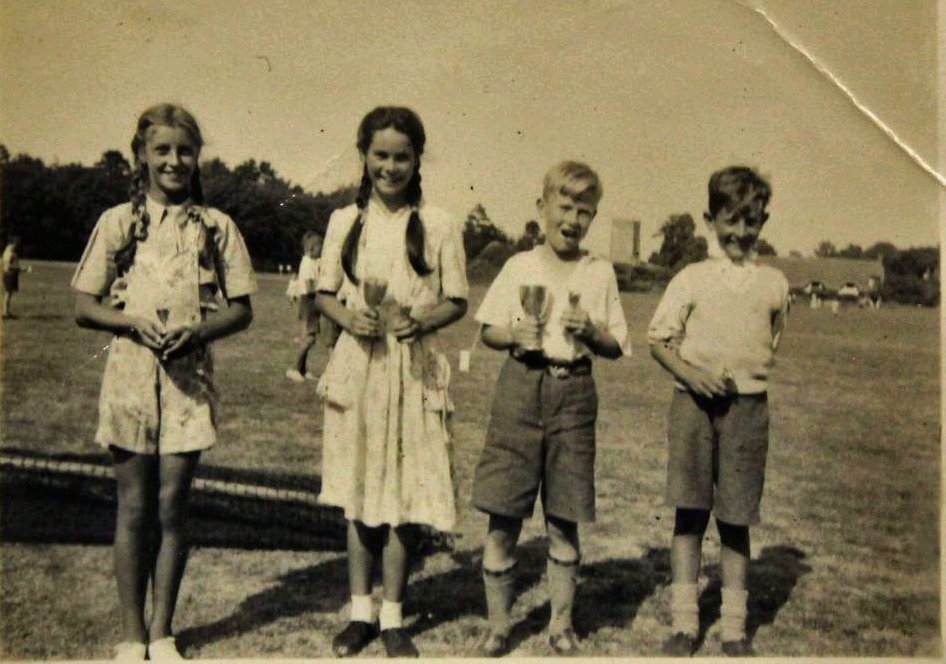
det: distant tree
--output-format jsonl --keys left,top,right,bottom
{"left": 814, "top": 240, "right": 837, "bottom": 258}
{"left": 755, "top": 238, "right": 777, "bottom": 256}
{"left": 95, "top": 150, "right": 131, "bottom": 180}
{"left": 462, "top": 204, "right": 509, "bottom": 260}
{"left": 864, "top": 241, "right": 898, "bottom": 261}
{"left": 882, "top": 246, "right": 939, "bottom": 306}
{"left": 649, "top": 213, "right": 707, "bottom": 273}
{"left": 837, "top": 243, "right": 864, "bottom": 259}
{"left": 0, "top": 144, "right": 9, "bottom": 166}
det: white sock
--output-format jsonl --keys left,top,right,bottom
{"left": 671, "top": 583, "right": 699, "bottom": 637}
{"left": 379, "top": 600, "right": 403, "bottom": 631}
{"left": 350, "top": 594, "right": 374, "bottom": 623}
{"left": 720, "top": 587, "right": 748, "bottom": 642}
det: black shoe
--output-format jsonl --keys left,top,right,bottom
{"left": 721, "top": 638, "right": 755, "bottom": 657}
{"left": 475, "top": 630, "right": 510, "bottom": 657}
{"left": 332, "top": 621, "right": 377, "bottom": 658}
{"left": 548, "top": 628, "right": 581, "bottom": 656}
{"left": 380, "top": 628, "right": 418, "bottom": 658}
{"left": 661, "top": 632, "right": 697, "bottom": 657}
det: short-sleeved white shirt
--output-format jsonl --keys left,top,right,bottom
{"left": 476, "top": 247, "right": 629, "bottom": 362}
{"left": 297, "top": 255, "right": 321, "bottom": 294}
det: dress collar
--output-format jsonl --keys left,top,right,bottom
{"left": 145, "top": 196, "right": 192, "bottom": 227}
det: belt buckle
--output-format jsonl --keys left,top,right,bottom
{"left": 547, "top": 364, "right": 571, "bottom": 379}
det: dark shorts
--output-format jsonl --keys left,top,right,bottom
{"left": 666, "top": 389, "right": 769, "bottom": 526}
{"left": 472, "top": 356, "right": 598, "bottom": 523}
{"left": 2, "top": 270, "right": 19, "bottom": 293}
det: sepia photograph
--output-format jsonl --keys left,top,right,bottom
{"left": 0, "top": 0, "right": 941, "bottom": 659}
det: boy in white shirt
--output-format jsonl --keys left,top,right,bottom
{"left": 648, "top": 166, "right": 789, "bottom": 657}
{"left": 286, "top": 231, "right": 323, "bottom": 382}
{"left": 471, "top": 161, "right": 628, "bottom": 656}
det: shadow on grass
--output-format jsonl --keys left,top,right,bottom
{"left": 176, "top": 555, "right": 351, "bottom": 652}
{"left": 1, "top": 447, "right": 345, "bottom": 551}
{"left": 404, "top": 543, "right": 672, "bottom": 655}
{"left": 697, "top": 545, "right": 812, "bottom": 648}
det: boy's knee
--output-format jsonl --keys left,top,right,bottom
{"left": 546, "top": 516, "right": 580, "bottom": 563}
{"left": 716, "top": 519, "right": 750, "bottom": 549}
{"left": 674, "top": 508, "right": 711, "bottom": 536}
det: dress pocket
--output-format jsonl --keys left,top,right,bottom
{"left": 316, "top": 335, "right": 362, "bottom": 409}
{"left": 420, "top": 346, "right": 454, "bottom": 413}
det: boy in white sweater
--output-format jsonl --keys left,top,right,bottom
{"left": 648, "top": 166, "right": 789, "bottom": 657}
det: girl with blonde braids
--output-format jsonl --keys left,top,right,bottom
{"left": 315, "top": 106, "right": 468, "bottom": 658}
{"left": 72, "top": 104, "right": 256, "bottom": 661}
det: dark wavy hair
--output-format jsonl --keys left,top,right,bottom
{"left": 340, "top": 106, "right": 432, "bottom": 285}
{"left": 706, "top": 166, "right": 771, "bottom": 220}
{"left": 114, "top": 104, "right": 205, "bottom": 275}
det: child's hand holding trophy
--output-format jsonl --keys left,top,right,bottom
{"left": 515, "top": 284, "right": 548, "bottom": 352}
{"left": 561, "top": 291, "right": 594, "bottom": 341}
{"left": 347, "top": 276, "right": 385, "bottom": 338}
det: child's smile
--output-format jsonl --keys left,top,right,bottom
{"left": 363, "top": 127, "right": 417, "bottom": 206}
{"left": 140, "top": 124, "right": 198, "bottom": 204}
{"left": 539, "top": 190, "right": 596, "bottom": 258}
{"left": 706, "top": 204, "right": 767, "bottom": 262}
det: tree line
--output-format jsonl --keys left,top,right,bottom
{"left": 0, "top": 147, "right": 937, "bottom": 305}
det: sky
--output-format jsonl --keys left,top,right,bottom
{"left": 0, "top": 0, "right": 940, "bottom": 258}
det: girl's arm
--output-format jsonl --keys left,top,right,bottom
{"left": 649, "top": 342, "right": 728, "bottom": 398}
{"left": 391, "top": 297, "right": 468, "bottom": 342}
{"left": 316, "top": 292, "right": 381, "bottom": 338}
{"left": 158, "top": 296, "right": 254, "bottom": 359}
{"left": 75, "top": 291, "right": 165, "bottom": 349}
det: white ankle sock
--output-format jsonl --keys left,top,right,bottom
{"left": 350, "top": 594, "right": 374, "bottom": 623}
{"left": 671, "top": 583, "right": 699, "bottom": 637}
{"left": 379, "top": 600, "right": 403, "bottom": 630}
{"left": 720, "top": 587, "right": 748, "bottom": 642}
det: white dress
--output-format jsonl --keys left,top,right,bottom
{"left": 316, "top": 201, "right": 468, "bottom": 531}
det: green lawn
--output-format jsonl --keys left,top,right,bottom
{"left": 1, "top": 261, "right": 940, "bottom": 658}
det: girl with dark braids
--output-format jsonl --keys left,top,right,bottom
{"left": 72, "top": 104, "right": 256, "bottom": 661}
{"left": 315, "top": 107, "right": 468, "bottom": 658}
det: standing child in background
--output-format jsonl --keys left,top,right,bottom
{"left": 72, "top": 104, "right": 256, "bottom": 661}
{"left": 471, "top": 161, "right": 628, "bottom": 656}
{"left": 286, "top": 230, "right": 323, "bottom": 382}
{"left": 2, "top": 235, "right": 22, "bottom": 318}
{"left": 315, "top": 106, "right": 468, "bottom": 658}
{"left": 648, "top": 166, "right": 789, "bottom": 657}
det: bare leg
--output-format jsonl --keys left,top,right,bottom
{"left": 293, "top": 334, "right": 317, "bottom": 375}
{"left": 149, "top": 451, "right": 200, "bottom": 641}
{"left": 111, "top": 448, "right": 159, "bottom": 644}
{"left": 671, "top": 508, "right": 710, "bottom": 584}
{"left": 381, "top": 524, "right": 415, "bottom": 603}
{"left": 348, "top": 521, "right": 378, "bottom": 597}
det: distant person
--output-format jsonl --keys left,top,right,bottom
{"left": 286, "top": 231, "right": 323, "bottom": 382}
{"left": 314, "top": 106, "right": 468, "bottom": 658}
{"left": 72, "top": 104, "right": 256, "bottom": 661}
{"left": 2, "top": 235, "right": 22, "bottom": 318}
{"left": 471, "top": 161, "right": 628, "bottom": 656}
{"left": 648, "top": 166, "right": 789, "bottom": 657}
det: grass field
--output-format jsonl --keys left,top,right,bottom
{"left": 1, "top": 260, "right": 941, "bottom": 659}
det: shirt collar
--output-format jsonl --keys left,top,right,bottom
{"left": 707, "top": 234, "right": 758, "bottom": 268}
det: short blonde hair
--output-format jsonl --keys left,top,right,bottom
{"left": 542, "top": 161, "right": 603, "bottom": 206}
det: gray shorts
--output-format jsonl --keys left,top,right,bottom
{"left": 472, "top": 356, "right": 598, "bottom": 523}
{"left": 665, "top": 389, "right": 769, "bottom": 526}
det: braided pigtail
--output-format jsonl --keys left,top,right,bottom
{"left": 340, "top": 167, "right": 373, "bottom": 285}
{"left": 114, "top": 164, "right": 151, "bottom": 276}
{"left": 404, "top": 166, "right": 432, "bottom": 277}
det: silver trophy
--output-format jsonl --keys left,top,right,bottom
{"left": 519, "top": 284, "right": 547, "bottom": 351}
